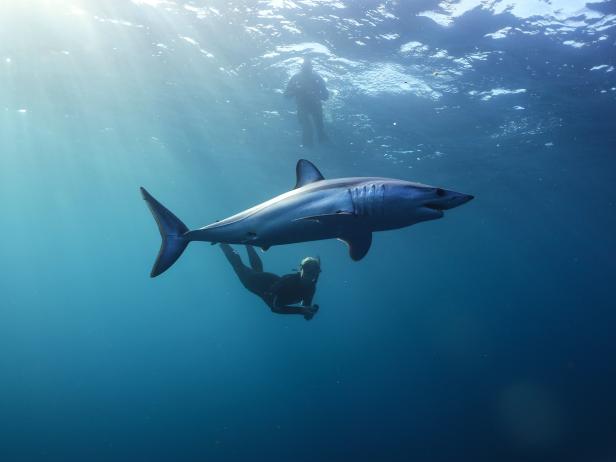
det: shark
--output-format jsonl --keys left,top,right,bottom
{"left": 141, "top": 159, "right": 473, "bottom": 277}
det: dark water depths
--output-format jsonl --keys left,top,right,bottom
{"left": 1, "top": 1, "right": 615, "bottom": 461}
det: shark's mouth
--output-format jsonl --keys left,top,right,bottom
{"left": 424, "top": 202, "right": 446, "bottom": 211}
{"left": 421, "top": 204, "right": 445, "bottom": 219}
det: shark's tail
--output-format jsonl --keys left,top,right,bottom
{"left": 140, "top": 187, "right": 190, "bottom": 278}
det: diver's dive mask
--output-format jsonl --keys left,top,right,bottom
{"left": 299, "top": 256, "right": 321, "bottom": 282}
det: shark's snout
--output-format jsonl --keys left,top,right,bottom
{"left": 425, "top": 189, "right": 474, "bottom": 211}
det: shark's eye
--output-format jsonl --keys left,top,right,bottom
{"left": 436, "top": 188, "right": 446, "bottom": 197}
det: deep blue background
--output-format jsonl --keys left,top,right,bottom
{"left": 1, "top": 1, "right": 615, "bottom": 461}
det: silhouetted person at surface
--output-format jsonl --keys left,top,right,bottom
{"left": 284, "top": 57, "right": 329, "bottom": 147}
{"left": 220, "top": 244, "right": 321, "bottom": 321}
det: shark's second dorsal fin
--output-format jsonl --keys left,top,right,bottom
{"left": 294, "top": 159, "right": 325, "bottom": 189}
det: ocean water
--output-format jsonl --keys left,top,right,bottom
{"left": 1, "top": 1, "right": 615, "bottom": 461}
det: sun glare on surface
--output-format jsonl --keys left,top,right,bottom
{"left": 1, "top": 0, "right": 89, "bottom": 16}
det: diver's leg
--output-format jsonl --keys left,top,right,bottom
{"left": 271, "top": 304, "right": 319, "bottom": 320}
{"left": 297, "top": 107, "right": 313, "bottom": 147}
{"left": 220, "top": 244, "right": 255, "bottom": 290}
{"left": 313, "top": 104, "right": 328, "bottom": 144}
{"left": 221, "top": 244, "right": 276, "bottom": 299}
{"left": 246, "top": 245, "right": 263, "bottom": 273}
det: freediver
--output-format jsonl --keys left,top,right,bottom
{"left": 284, "top": 57, "right": 329, "bottom": 147}
{"left": 220, "top": 244, "right": 321, "bottom": 321}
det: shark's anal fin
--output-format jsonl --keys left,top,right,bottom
{"left": 294, "top": 159, "right": 325, "bottom": 189}
{"left": 339, "top": 232, "right": 372, "bottom": 261}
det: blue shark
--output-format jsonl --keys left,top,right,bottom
{"left": 141, "top": 159, "right": 473, "bottom": 277}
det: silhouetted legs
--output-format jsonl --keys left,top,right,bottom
{"left": 220, "top": 243, "right": 252, "bottom": 287}
{"left": 246, "top": 245, "right": 263, "bottom": 272}
{"left": 312, "top": 106, "right": 328, "bottom": 144}
{"left": 297, "top": 101, "right": 328, "bottom": 147}
{"left": 298, "top": 108, "right": 314, "bottom": 147}
{"left": 220, "top": 244, "right": 277, "bottom": 298}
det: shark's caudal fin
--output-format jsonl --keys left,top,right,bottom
{"left": 294, "top": 159, "right": 324, "bottom": 189}
{"left": 140, "top": 187, "right": 190, "bottom": 278}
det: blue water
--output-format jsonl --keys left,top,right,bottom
{"left": 1, "top": 1, "right": 615, "bottom": 461}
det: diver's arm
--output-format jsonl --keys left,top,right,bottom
{"left": 302, "top": 289, "right": 315, "bottom": 307}
{"left": 317, "top": 75, "right": 329, "bottom": 100}
{"left": 271, "top": 295, "right": 312, "bottom": 315}
{"left": 301, "top": 290, "right": 319, "bottom": 321}
{"left": 267, "top": 275, "right": 317, "bottom": 316}
{"left": 283, "top": 76, "right": 298, "bottom": 98}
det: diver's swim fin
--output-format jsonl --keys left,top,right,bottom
{"left": 140, "top": 187, "right": 190, "bottom": 277}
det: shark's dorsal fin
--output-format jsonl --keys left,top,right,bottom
{"left": 338, "top": 232, "right": 372, "bottom": 261}
{"left": 294, "top": 159, "right": 325, "bottom": 189}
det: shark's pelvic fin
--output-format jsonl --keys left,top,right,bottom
{"left": 140, "top": 187, "right": 190, "bottom": 278}
{"left": 294, "top": 159, "right": 325, "bottom": 189}
{"left": 339, "top": 232, "right": 372, "bottom": 261}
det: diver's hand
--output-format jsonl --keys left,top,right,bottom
{"left": 303, "top": 304, "right": 319, "bottom": 321}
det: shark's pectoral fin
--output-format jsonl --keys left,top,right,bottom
{"left": 295, "top": 211, "right": 369, "bottom": 259}
{"left": 338, "top": 232, "right": 372, "bottom": 261}
{"left": 294, "top": 211, "right": 354, "bottom": 224}
{"left": 294, "top": 159, "right": 325, "bottom": 189}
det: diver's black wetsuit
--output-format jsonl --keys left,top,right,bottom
{"left": 284, "top": 70, "right": 329, "bottom": 147}
{"left": 220, "top": 244, "right": 317, "bottom": 318}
